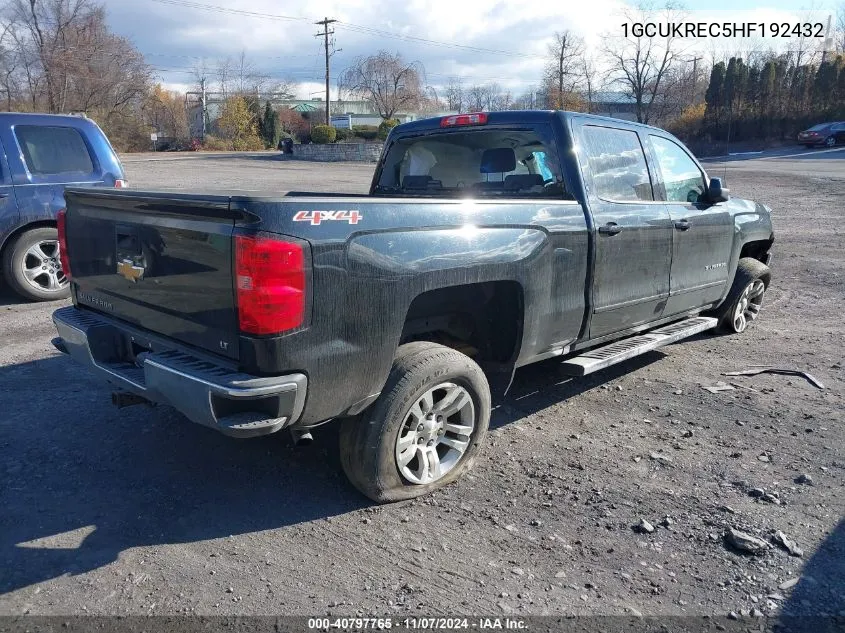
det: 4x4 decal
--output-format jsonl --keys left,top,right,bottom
{"left": 293, "top": 210, "right": 361, "bottom": 225}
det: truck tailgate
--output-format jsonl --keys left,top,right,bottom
{"left": 65, "top": 190, "right": 240, "bottom": 360}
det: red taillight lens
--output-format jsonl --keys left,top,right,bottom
{"left": 57, "top": 209, "right": 72, "bottom": 280}
{"left": 440, "top": 112, "right": 488, "bottom": 127}
{"left": 235, "top": 234, "right": 306, "bottom": 335}
{"left": 114, "top": 179, "right": 128, "bottom": 188}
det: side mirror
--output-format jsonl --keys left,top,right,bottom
{"left": 708, "top": 177, "right": 730, "bottom": 203}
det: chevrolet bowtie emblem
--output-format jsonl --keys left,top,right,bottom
{"left": 117, "top": 258, "right": 145, "bottom": 282}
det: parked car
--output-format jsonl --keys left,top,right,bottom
{"left": 0, "top": 112, "right": 126, "bottom": 301}
{"left": 52, "top": 110, "right": 774, "bottom": 502}
{"left": 797, "top": 121, "right": 845, "bottom": 147}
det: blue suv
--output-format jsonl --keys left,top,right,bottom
{"left": 0, "top": 112, "right": 126, "bottom": 301}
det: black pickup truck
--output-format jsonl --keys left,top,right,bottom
{"left": 52, "top": 111, "right": 774, "bottom": 502}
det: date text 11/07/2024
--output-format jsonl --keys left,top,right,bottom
{"left": 307, "top": 617, "right": 528, "bottom": 630}
{"left": 622, "top": 21, "right": 824, "bottom": 38}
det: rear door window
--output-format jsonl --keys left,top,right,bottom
{"left": 580, "top": 125, "right": 653, "bottom": 202}
{"left": 15, "top": 125, "right": 95, "bottom": 176}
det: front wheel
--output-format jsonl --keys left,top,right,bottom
{"left": 825, "top": 136, "right": 836, "bottom": 147}
{"left": 339, "top": 342, "right": 491, "bottom": 503}
{"left": 714, "top": 258, "right": 771, "bottom": 334}
{"left": 2, "top": 227, "right": 70, "bottom": 301}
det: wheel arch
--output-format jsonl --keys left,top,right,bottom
{"left": 399, "top": 280, "right": 525, "bottom": 378}
{"left": 739, "top": 237, "right": 774, "bottom": 265}
{"left": 1, "top": 219, "right": 57, "bottom": 258}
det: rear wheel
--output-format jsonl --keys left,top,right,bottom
{"left": 714, "top": 258, "right": 771, "bottom": 334}
{"left": 339, "top": 342, "right": 491, "bottom": 503}
{"left": 2, "top": 227, "right": 70, "bottom": 301}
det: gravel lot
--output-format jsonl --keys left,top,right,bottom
{"left": 1, "top": 150, "right": 843, "bottom": 620}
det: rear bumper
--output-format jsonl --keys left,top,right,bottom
{"left": 52, "top": 306, "right": 307, "bottom": 438}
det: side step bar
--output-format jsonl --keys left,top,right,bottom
{"left": 559, "top": 316, "right": 718, "bottom": 377}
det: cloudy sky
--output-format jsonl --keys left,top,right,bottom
{"left": 103, "top": 0, "right": 837, "bottom": 99}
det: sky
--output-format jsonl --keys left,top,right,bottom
{"left": 103, "top": 0, "right": 840, "bottom": 99}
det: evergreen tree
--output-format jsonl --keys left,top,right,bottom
{"left": 262, "top": 101, "right": 280, "bottom": 149}
{"left": 703, "top": 62, "right": 726, "bottom": 139}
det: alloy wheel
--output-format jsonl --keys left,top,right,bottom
{"left": 395, "top": 382, "right": 476, "bottom": 485}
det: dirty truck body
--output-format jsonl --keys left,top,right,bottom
{"left": 52, "top": 111, "right": 774, "bottom": 501}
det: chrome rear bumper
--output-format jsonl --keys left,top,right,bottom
{"left": 52, "top": 306, "right": 306, "bottom": 438}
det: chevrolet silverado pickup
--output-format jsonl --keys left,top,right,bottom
{"left": 52, "top": 111, "right": 774, "bottom": 502}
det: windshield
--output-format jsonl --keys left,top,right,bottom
{"left": 375, "top": 126, "right": 570, "bottom": 198}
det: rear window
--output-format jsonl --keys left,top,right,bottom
{"left": 375, "top": 127, "right": 570, "bottom": 198}
{"left": 808, "top": 124, "right": 830, "bottom": 131}
{"left": 15, "top": 125, "right": 95, "bottom": 176}
{"left": 581, "top": 125, "right": 653, "bottom": 202}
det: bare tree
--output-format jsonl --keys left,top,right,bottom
{"left": 444, "top": 77, "right": 464, "bottom": 112}
{"left": 837, "top": 2, "right": 845, "bottom": 53}
{"left": 602, "top": 2, "right": 684, "bottom": 124}
{"left": 544, "top": 30, "right": 586, "bottom": 109}
{"left": 490, "top": 89, "right": 512, "bottom": 111}
{"left": 582, "top": 52, "right": 598, "bottom": 113}
{"left": 9, "top": 0, "right": 101, "bottom": 112}
{"left": 465, "top": 84, "right": 491, "bottom": 111}
{"left": 339, "top": 51, "right": 425, "bottom": 120}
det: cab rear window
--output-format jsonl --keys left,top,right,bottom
{"left": 15, "top": 125, "right": 95, "bottom": 176}
{"left": 375, "top": 127, "right": 570, "bottom": 198}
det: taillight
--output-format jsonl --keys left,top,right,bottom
{"left": 440, "top": 113, "right": 488, "bottom": 127}
{"left": 235, "top": 234, "right": 306, "bottom": 335}
{"left": 114, "top": 179, "right": 128, "bottom": 188}
{"left": 57, "top": 209, "right": 72, "bottom": 280}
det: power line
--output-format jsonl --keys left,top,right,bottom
{"left": 148, "top": 0, "right": 307, "bottom": 23}
{"left": 145, "top": 0, "right": 545, "bottom": 60}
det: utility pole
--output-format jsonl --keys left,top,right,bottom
{"left": 200, "top": 77, "right": 207, "bottom": 140}
{"left": 690, "top": 55, "right": 703, "bottom": 104}
{"left": 315, "top": 17, "right": 338, "bottom": 126}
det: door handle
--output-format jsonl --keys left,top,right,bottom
{"left": 598, "top": 222, "right": 622, "bottom": 236}
{"left": 0, "top": 193, "right": 8, "bottom": 199}
{"left": 674, "top": 219, "right": 691, "bottom": 231}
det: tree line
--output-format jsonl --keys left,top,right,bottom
{"left": 701, "top": 53, "right": 845, "bottom": 143}
{"left": 2, "top": 0, "right": 844, "bottom": 151}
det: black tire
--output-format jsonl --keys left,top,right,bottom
{"left": 339, "top": 342, "right": 491, "bottom": 503}
{"left": 713, "top": 257, "right": 771, "bottom": 334}
{"left": 2, "top": 227, "right": 70, "bottom": 302}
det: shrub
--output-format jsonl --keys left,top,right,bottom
{"left": 201, "top": 135, "right": 231, "bottom": 151}
{"left": 667, "top": 103, "right": 706, "bottom": 143}
{"left": 377, "top": 118, "right": 400, "bottom": 140}
{"left": 311, "top": 125, "right": 337, "bottom": 144}
{"left": 352, "top": 125, "right": 379, "bottom": 140}
{"left": 232, "top": 134, "right": 264, "bottom": 151}
{"left": 334, "top": 127, "right": 354, "bottom": 142}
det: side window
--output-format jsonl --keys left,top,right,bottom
{"left": 581, "top": 125, "right": 653, "bottom": 202}
{"left": 649, "top": 135, "right": 706, "bottom": 203}
{"left": 14, "top": 125, "right": 95, "bottom": 176}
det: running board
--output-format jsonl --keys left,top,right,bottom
{"left": 559, "top": 316, "right": 718, "bottom": 377}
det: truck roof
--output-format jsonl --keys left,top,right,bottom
{"left": 394, "top": 110, "right": 667, "bottom": 135}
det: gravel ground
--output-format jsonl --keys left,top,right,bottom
{"left": 0, "top": 151, "right": 843, "bottom": 620}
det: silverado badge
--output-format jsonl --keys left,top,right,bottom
{"left": 117, "top": 258, "right": 145, "bottom": 282}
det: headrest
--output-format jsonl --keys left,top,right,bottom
{"left": 402, "top": 175, "right": 433, "bottom": 189}
{"left": 480, "top": 148, "right": 516, "bottom": 174}
{"left": 504, "top": 174, "right": 544, "bottom": 190}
